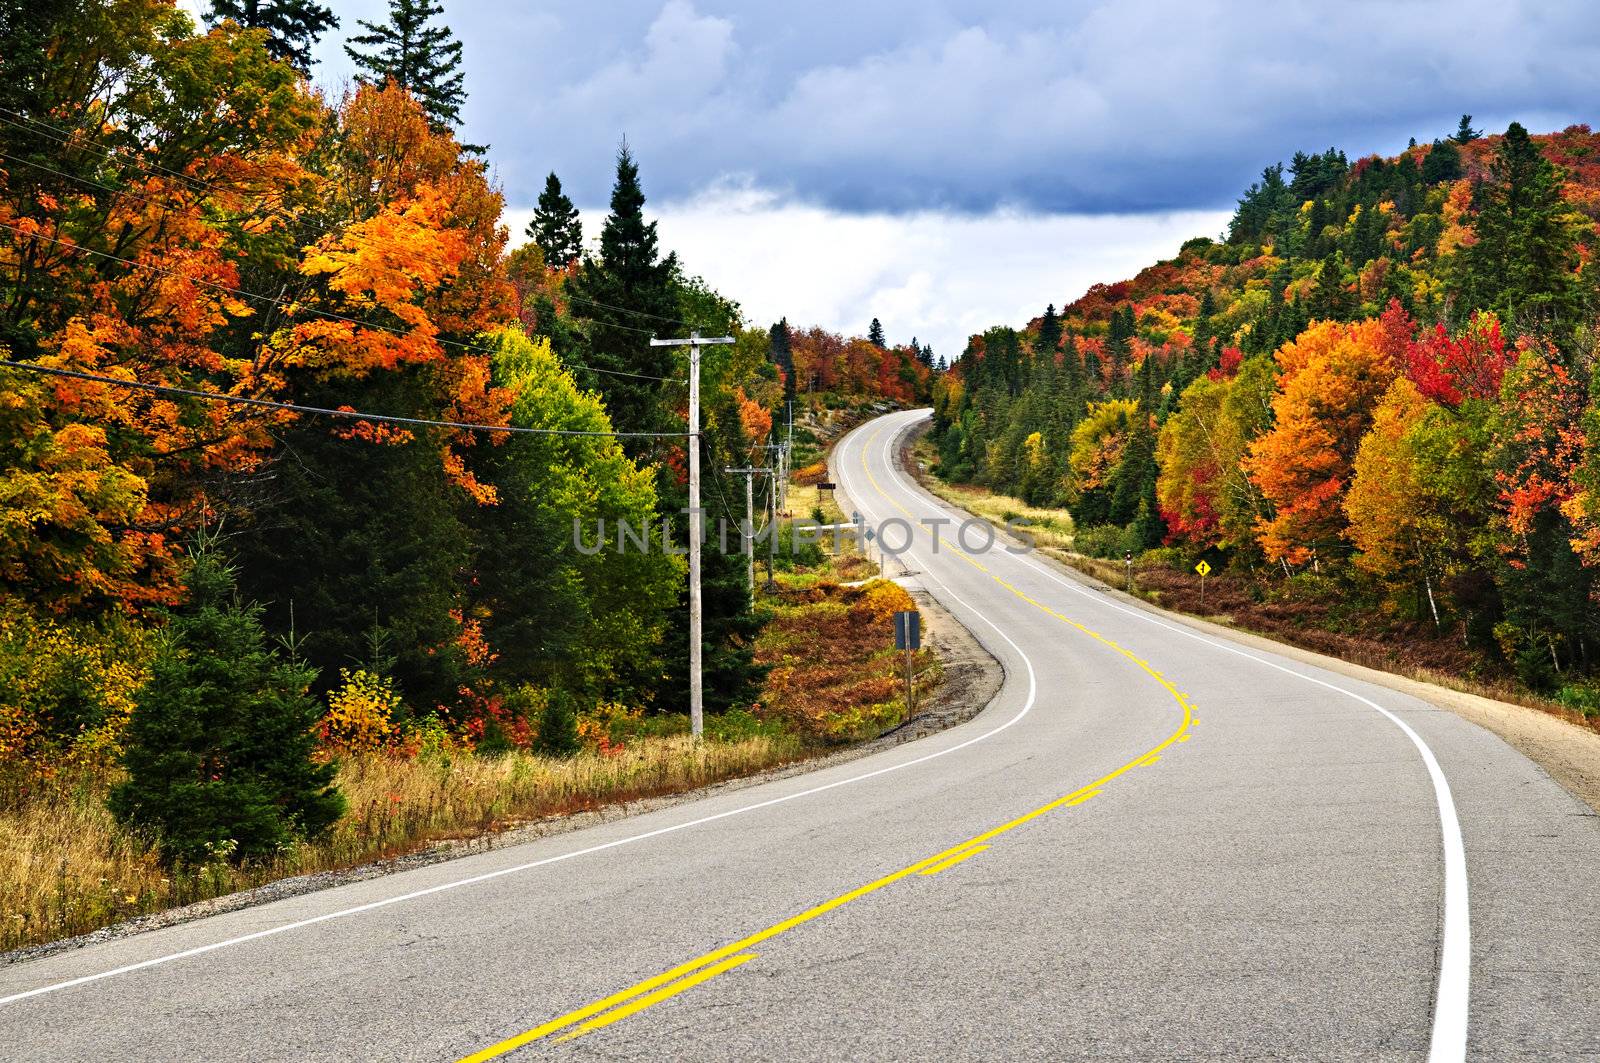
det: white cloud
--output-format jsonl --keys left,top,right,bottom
{"left": 508, "top": 184, "right": 1230, "bottom": 360}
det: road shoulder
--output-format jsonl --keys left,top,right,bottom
{"left": 893, "top": 414, "right": 1600, "bottom": 817}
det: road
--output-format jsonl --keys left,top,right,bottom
{"left": 4, "top": 408, "right": 1600, "bottom": 1061}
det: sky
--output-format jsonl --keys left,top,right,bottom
{"left": 185, "top": 0, "right": 1600, "bottom": 357}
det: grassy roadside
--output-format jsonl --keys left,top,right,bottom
{"left": 905, "top": 432, "right": 1600, "bottom": 737}
{"left": 0, "top": 414, "right": 936, "bottom": 955}
{"left": 0, "top": 734, "right": 803, "bottom": 952}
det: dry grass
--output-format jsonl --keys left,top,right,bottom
{"left": 0, "top": 412, "right": 944, "bottom": 954}
{"left": 911, "top": 439, "right": 1075, "bottom": 552}
{"left": 757, "top": 579, "right": 936, "bottom": 740}
{"left": 0, "top": 733, "right": 803, "bottom": 952}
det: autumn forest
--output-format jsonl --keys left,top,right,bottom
{"left": 0, "top": 0, "right": 935, "bottom": 940}
{"left": 7, "top": 0, "right": 1600, "bottom": 952}
{"left": 931, "top": 116, "right": 1600, "bottom": 708}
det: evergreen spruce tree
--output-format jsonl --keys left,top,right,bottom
{"left": 1455, "top": 122, "right": 1588, "bottom": 335}
{"left": 868, "top": 317, "right": 886, "bottom": 348}
{"left": 1037, "top": 304, "right": 1062, "bottom": 362}
{"left": 921, "top": 343, "right": 935, "bottom": 368}
{"left": 1105, "top": 306, "right": 1135, "bottom": 392}
{"left": 232, "top": 370, "right": 475, "bottom": 714}
{"left": 769, "top": 318, "right": 796, "bottom": 409}
{"left": 1421, "top": 139, "right": 1463, "bottom": 184}
{"left": 935, "top": 353, "right": 948, "bottom": 373}
{"left": 567, "top": 146, "right": 679, "bottom": 446}
{"left": 110, "top": 540, "right": 344, "bottom": 866}
{"left": 207, "top": 0, "right": 336, "bottom": 71}
{"left": 534, "top": 689, "right": 581, "bottom": 757}
{"left": 345, "top": 0, "right": 469, "bottom": 136}
{"left": 1311, "top": 251, "right": 1354, "bottom": 320}
{"left": 527, "top": 172, "right": 583, "bottom": 268}
{"left": 1454, "top": 114, "right": 1481, "bottom": 144}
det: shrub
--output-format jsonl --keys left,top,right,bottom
{"left": 108, "top": 542, "right": 344, "bottom": 865}
{"left": 851, "top": 579, "right": 916, "bottom": 623}
{"left": 319, "top": 669, "right": 401, "bottom": 753}
{"left": 1072, "top": 524, "right": 1128, "bottom": 559}
{"left": 1556, "top": 684, "right": 1600, "bottom": 716}
{"left": 534, "top": 688, "right": 581, "bottom": 758}
{"left": 0, "top": 602, "right": 152, "bottom": 783}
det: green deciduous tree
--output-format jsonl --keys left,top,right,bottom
{"left": 472, "top": 328, "right": 681, "bottom": 702}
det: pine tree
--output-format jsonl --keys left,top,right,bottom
{"left": 1455, "top": 122, "right": 1588, "bottom": 334}
{"left": 1105, "top": 306, "right": 1135, "bottom": 391}
{"left": 769, "top": 318, "right": 795, "bottom": 409}
{"left": 527, "top": 172, "right": 583, "bottom": 268}
{"left": 1037, "top": 303, "right": 1062, "bottom": 362}
{"left": 935, "top": 353, "right": 948, "bottom": 373}
{"left": 534, "top": 689, "right": 581, "bottom": 757}
{"left": 206, "top": 0, "right": 337, "bottom": 71}
{"left": 110, "top": 539, "right": 343, "bottom": 866}
{"left": 1421, "top": 139, "right": 1463, "bottom": 184}
{"left": 1454, "top": 114, "right": 1481, "bottom": 145}
{"left": 868, "top": 317, "right": 886, "bottom": 348}
{"left": 1311, "top": 251, "right": 1354, "bottom": 320}
{"left": 345, "top": 0, "right": 468, "bottom": 135}
{"left": 567, "top": 146, "right": 680, "bottom": 444}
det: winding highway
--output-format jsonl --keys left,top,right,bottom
{"left": 4, "top": 408, "right": 1599, "bottom": 1060}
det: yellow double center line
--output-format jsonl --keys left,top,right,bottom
{"left": 456, "top": 424, "right": 1197, "bottom": 1060}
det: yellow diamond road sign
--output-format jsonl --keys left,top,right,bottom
{"left": 1194, "top": 560, "right": 1212, "bottom": 577}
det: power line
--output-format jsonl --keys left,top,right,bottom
{"left": 561, "top": 291, "right": 695, "bottom": 328}
{"left": 0, "top": 108, "right": 721, "bottom": 333}
{"left": 0, "top": 360, "right": 688, "bottom": 439}
{"left": 0, "top": 220, "right": 684, "bottom": 381}
{"left": 0, "top": 108, "right": 346, "bottom": 241}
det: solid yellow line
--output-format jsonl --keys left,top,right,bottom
{"left": 554, "top": 952, "right": 760, "bottom": 1042}
{"left": 919, "top": 844, "right": 989, "bottom": 875}
{"left": 453, "top": 423, "right": 1201, "bottom": 1060}
{"left": 456, "top": 837, "right": 987, "bottom": 1060}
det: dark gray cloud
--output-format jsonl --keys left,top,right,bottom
{"left": 305, "top": 1, "right": 1600, "bottom": 214}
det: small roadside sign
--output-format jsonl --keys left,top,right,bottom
{"left": 894, "top": 610, "right": 921, "bottom": 721}
{"left": 1194, "top": 560, "right": 1211, "bottom": 577}
{"left": 893, "top": 610, "right": 921, "bottom": 650}
{"left": 818, "top": 481, "right": 836, "bottom": 490}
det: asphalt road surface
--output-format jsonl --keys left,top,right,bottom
{"left": 5, "top": 408, "right": 1599, "bottom": 1061}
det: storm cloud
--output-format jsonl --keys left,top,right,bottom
{"left": 301, "top": 0, "right": 1600, "bottom": 215}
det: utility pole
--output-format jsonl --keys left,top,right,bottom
{"left": 725, "top": 465, "right": 773, "bottom": 609}
{"left": 650, "top": 332, "right": 734, "bottom": 739}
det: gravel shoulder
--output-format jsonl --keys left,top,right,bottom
{"left": 5, "top": 417, "right": 1006, "bottom": 968}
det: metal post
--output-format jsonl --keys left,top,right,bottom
{"left": 904, "top": 642, "right": 914, "bottom": 720}
{"left": 650, "top": 332, "right": 734, "bottom": 739}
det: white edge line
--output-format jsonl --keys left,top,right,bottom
{"left": 877, "top": 411, "right": 1469, "bottom": 1063}
{"left": 0, "top": 415, "right": 1040, "bottom": 1009}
